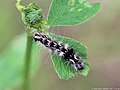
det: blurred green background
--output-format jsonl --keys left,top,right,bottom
{"left": 0, "top": 0, "right": 120, "bottom": 90}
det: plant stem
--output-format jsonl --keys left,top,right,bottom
{"left": 23, "top": 33, "right": 32, "bottom": 90}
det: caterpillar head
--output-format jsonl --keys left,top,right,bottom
{"left": 73, "top": 61, "right": 84, "bottom": 71}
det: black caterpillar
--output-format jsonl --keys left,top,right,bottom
{"left": 33, "top": 31, "right": 84, "bottom": 71}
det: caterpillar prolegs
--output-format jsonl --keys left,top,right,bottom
{"left": 33, "top": 31, "right": 84, "bottom": 71}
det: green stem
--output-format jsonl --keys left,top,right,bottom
{"left": 23, "top": 34, "right": 32, "bottom": 90}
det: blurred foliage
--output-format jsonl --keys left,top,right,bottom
{"left": 0, "top": 34, "right": 41, "bottom": 89}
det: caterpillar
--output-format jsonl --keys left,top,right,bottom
{"left": 33, "top": 31, "right": 84, "bottom": 71}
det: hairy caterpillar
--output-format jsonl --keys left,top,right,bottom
{"left": 33, "top": 31, "right": 84, "bottom": 71}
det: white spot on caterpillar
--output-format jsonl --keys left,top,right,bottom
{"left": 54, "top": 49, "right": 60, "bottom": 54}
{"left": 34, "top": 35, "right": 40, "bottom": 39}
{"left": 64, "top": 44, "right": 69, "bottom": 49}
{"left": 69, "top": 59, "right": 75, "bottom": 64}
{"left": 59, "top": 52, "right": 64, "bottom": 57}
{"left": 74, "top": 55, "right": 78, "bottom": 60}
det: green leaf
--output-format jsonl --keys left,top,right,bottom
{"left": 47, "top": 0, "right": 101, "bottom": 26}
{"left": 49, "top": 33, "right": 91, "bottom": 80}
{"left": 0, "top": 34, "right": 41, "bottom": 89}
